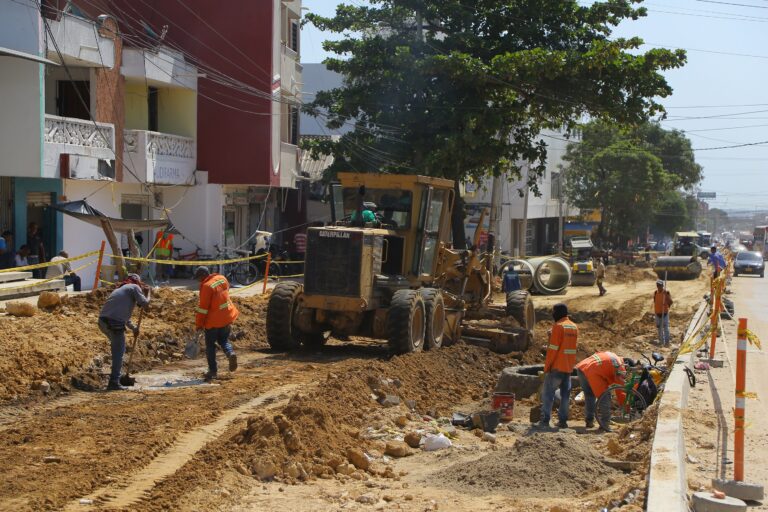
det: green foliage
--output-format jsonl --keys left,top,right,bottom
{"left": 563, "top": 120, "right": 702, "bottom": 242}
{"left": 303, "top": 0, "right": 686, "bottom": 193}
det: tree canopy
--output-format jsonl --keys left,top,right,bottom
{"left": 562, "top": 120, "right": 702, "bottom": 243}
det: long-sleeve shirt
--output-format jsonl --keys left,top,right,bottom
{"left": 45, "top": 256, "right": 72, "bottom": 279}
{"left": 99, "top": 284, "right": 149, "bottom": 328}
{"left": 709, "top": 252, "right": 726, "bottom": 271}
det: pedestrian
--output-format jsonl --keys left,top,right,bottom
{"left": 596, "top": 258, "right": 607, "bottom": 296}
{"left": 45, "top": 250, "right": 82, "bottom": 291}
{"left": 653, "top": 279, "right": 673, "bottom": 346}
{"left": 708, "top": 245, "right": 726, "bottom": 279}
{"left": 575, "top": 351, "right": 629, "bottom": 432}
{"left": 14, "top": 245, "right": 30, "bottom": 267}
{"left": 0, "top": 230, "right": 9, "bottom": 270}
{"left": 26, "top": 222, "right": 46, "bottom": 278}
{"left": 292, "top": 229, "right": 307, "bottom": 274}
{"left": 98, "top": 274, "right": 150, "bottom": 391}
{"left": 194, "top": 266, "right": 239, "bottom": 382}
{"left": 538, "top": 303, "right": 579, "bottom": 429}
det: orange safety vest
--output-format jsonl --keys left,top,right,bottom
{"left": 653, "top": 290, "right": 672, "bottom": 315}
{"left": 544, "top": 317, "right": 579, "bottom": 373}
{"left": 195, "top": 273, "right": 239, "bottom": 329}
{"left": 575, "top": 351, "right": 626, "bottom": 398}
{"left": 155, "top": 231, "right": 174, "bottom": 258}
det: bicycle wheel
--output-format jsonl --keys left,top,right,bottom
{"left": 235, "top": 263, "right": 259, "bottom": 286}
{"left": 596, "top": 384, "right": 647, "bottom": 431}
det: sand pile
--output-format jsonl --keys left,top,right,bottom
{"left": 608, "top": 264, "right": 657, "bottom": 284}
{"left": 434, "top": 431, "right": 622, "bottom": 498}
{"left": 227, "top": 344, "right": 511, "bottom": 481}
{"left": 0, "top": 288, "right": 269, "bottom": 402}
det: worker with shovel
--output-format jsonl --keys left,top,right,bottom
{"left": 194, "top": 266, "right": 239, "bottom": 382}
{"left": 98, "top": 274, "right": 150, "bottom": 391}
{"left": 537, "top": 303, "right": 579, "bottom": 429}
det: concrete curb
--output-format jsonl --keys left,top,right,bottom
{"left": 647, "top": 301, "right": 708, "bottom": 511}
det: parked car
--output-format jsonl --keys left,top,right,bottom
{"left": 734, "top": 251, "right": 765, "bottom": 278}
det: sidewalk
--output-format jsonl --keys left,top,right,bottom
{"left": 683, "top": 282, "right": 768, "bottom": 509}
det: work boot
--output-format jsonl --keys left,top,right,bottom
{"left": 534, "top": 420, "right": 551, "bottom": 430}
{"left": 228, "top": 353, "right": 238, "bottom": 372}
{"left": 106, "top": 381, "right": 127, "bottom": 391}
{"left": 585, "top": 419, "right": 595, "bottom": 429}
{"left": 557, "top": 420, "right": 569, "bottom": 429}
{"left": 203, "top": 371, "right": 217, "bottom": 383}
{"left": 598, "top": 425, "right": 613, "bottom": 433}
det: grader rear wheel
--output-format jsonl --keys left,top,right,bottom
{"left": 420, "top": 288, "right": 445, "bottom": 350}
{"left": 266, "top": 282, "right": 303, "bottom": 351}
{"left": 387, "top": 289, "right": 426, "bottom": 354}
{"left": 505, "top": 290, "right": 535, "bottom": 332}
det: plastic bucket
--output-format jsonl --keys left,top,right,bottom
{"left": 492, "top": 392, "right": 515, "bottom": 421}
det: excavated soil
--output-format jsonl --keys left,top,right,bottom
{"left": 434, "top": 432, "right": 622, "bottom": 497}
{"left": 0, "top": 287, "right": 268, "bottom": 403}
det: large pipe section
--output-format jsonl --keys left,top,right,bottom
{"left": 506, "top": 256, "right": 571, "bottom": 295}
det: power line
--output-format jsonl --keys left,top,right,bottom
{"left": 694, "top": 0, "right": 768, "bottom": 8}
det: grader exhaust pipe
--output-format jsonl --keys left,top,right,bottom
{"left": 507, "top": 256, "right": 571, "bottom": 295}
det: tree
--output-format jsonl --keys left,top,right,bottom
{"left": 303, "top": 0, "right": 686, "bottom": 245}
{"left": 563, "top": 120, "right": 702, "bottom": 244}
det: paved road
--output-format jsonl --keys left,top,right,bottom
{"left": 712, "top": 274, "right": 768, "bottom": 504}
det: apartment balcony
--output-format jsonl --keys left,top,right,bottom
{"left": 283, "top": 0, "right": 302, "bottom": 18}
{"left": 122, "top": 47, "right": 197, "bottom": 90}
{"left": 280, "top": 45, "right": 302, "bottom": 97}
{"left": 43, "top": 114, "right": 115, "bottom": 179}
{"left": 124, "top": 130, "right": 196, "bottom": 185}
{"left": 280, "top": 141, "right": 299, "bottom": 188}
{"left": 45, "top": 14, "right": 115, "bottom": 68}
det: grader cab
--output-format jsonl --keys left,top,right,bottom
{"left": 266, "top": 173, "right": 535, "bottom": 354}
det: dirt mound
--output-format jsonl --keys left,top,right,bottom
{"left": 433, "top": 432, "right": 621, "bottom": 497}
{"left": 608, "top": 265, "right": 657, "bottom": 284}
{"left": 226, "top": 344, "right": 511, "bottom": 481}
{"left": 0, "top": 288, "right": 269, "bottom": 403}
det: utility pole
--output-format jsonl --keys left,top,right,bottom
{"left": 489, "top": 173, "right": 503, "bottom": 267}
{"left": 557, "top": 170, "right": 565, "bottom": 253}
{"left": 521, "top": 164, "right": 530, "bottom": 257}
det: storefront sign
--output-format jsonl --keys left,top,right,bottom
{"left": 149, "top": 157, "right": 195, "bottom": 185}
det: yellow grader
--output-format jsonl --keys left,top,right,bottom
{"left": 266, "top": 173, "right": 535, "bottom": 354}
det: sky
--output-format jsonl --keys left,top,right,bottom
{"left": 301, "top": 0, "right": 768, "bottom": 213}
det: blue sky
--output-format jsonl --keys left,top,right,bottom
{"left": 301, "top": 1, "right": 768, "bottom": 212}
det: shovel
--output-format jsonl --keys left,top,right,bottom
{"left": 119, "top": 308, "right": 144, "bottom": 387}
{"left": 184, "top": 330, "right": 202, "bottom": 359}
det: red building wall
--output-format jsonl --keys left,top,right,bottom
{"left": 81, "top": 0, "right": 278, "bottom": 186}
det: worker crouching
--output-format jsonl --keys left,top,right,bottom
{"left": 575, "top": 351, "right": 628, "bottom": 432}
{"left": 538, "top": 303, "right": 579, "bottom": 429}
{"left": 194, "top": 266, "right": 239, "bottom": 382}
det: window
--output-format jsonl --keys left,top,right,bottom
{"left": 290, "top": 20, "right": 299, "bottom": 52}
{"left": 57, "top": 81, "right": 90, "bottom": 120}
{"left": 551, "top": 171, "right": 561, "bottom": 199}
{"left": 289, "top": 106, "right": 299, "bottom": 145}
{"left": 341, "top": 188, "right": 412, "bottom": 229}
{"left": 148, "top": 87, "right": 159, "bottom": 132}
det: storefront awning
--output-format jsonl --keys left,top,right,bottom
{"left": 51, "top": 200, "right": 176, "bottom": 233}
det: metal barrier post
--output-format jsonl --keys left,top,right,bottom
{"left": 262, "top": 252, "right": 271, "bottom": 294}
{"left": 709, "top": 278, "right": 721, "bottom": 360}
{"left": 735, "top": 318, "right": 747, "bottom": 481}
{"left": 92, "top": 240, "right": 106, "bottom": 291}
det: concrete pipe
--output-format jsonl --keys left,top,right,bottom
{"left": 503, "top": 259, "right": 534, "bottom": 291}
{"left": 527, "top": 256, "right": 572, "bottom": 295}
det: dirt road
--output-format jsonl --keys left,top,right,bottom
{"left": 0, "top": 266, "right": 708, "bottom": 511}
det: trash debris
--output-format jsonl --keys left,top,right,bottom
{"left": 694, "top": 361, "right": 710, "bottom": 371}
{"left": 424, "top": 433, "right": 452, "bottom": 451}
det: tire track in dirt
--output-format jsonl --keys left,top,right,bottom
{"left": 64, "top": 384, "right": 299, "bottom": 511}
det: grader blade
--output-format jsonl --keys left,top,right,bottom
{"left": 461, "top": 321, "right": 530, "bottom": 354}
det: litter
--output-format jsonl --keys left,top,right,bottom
{"left": 424, "top": 433, "right": 452, "bottom": 451}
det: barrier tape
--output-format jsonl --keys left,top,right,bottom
{"left": 0, "top": 258, "right": 97, "bottom": 292}
{"left": 106, "top": 252, "right": 268, "bottom": 266}
{"left": 0, "top": 249, "right": 101, "bottom": 274}
{"left": 745, "top": 329, "right": 762, "bottom": 350}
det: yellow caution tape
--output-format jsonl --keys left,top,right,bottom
{"left": 0, "top": 249, "right": 101, "bottom": 273}
{"left": 679, "top": 315, "right": 712, "bottom": 355}
{"left": 736, "top": 391, "right": 759, "bottom": 399}
{"left": 745, "top": 329, "right": 762, "bottom": 350}
{"left": 0, "top": 259, "right": 96, "bottom": 292}
{"left": 105, "top": 252, "right": 268, "bottom": 266}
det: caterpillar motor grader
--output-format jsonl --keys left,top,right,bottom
{"left": 266, "top": 173, "right": 535, "bottom": 355}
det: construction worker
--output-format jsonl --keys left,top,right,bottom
{"left": 575, "top": 351, "right": 628, "bottom": 431}
{"left": 98, "top": 274, "right": 150, "bottom": 391}
{"left": 538, "top": 303, "right": 579, "bottom": 429}
{"left": 350, "top": 202, "right": 380, "bottom": 227}
{"left": 154, "top": 229, "right": 174, "bottom": 281}
{"left": 596, "top": 258, "right": 606, "bottom": 296}
{"left": 194, "top": 266, "right": 239, "bottom": 382}
{"left": 653, "top": 279, "right": 673, "bottom": 346}
{"left": 708, "top": 245, "right": 726, "bottom": 279}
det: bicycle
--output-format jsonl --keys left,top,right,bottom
{"left": 172, "top": 246, "right": 211, "bottom": 279}
{"left": 596, "top": 352, "right": 667, "bottom": 431}
{"left": 212, "top": 245, "right": 260, "bottom": 286}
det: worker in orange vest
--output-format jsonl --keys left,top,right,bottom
{"left": 194, "top": 266, "right": 239, "bottom": 381}
{"left": 154, "top": 229, "right": 174, "bottom": 281}
{"left": 537, "top": 303, "right": 579, "bottom": 429}
{"left": 653, "top": 279, "right": 673, "bottom": 346}
{"left": 575, "top": 351, "right": 628, "bottom": 431}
